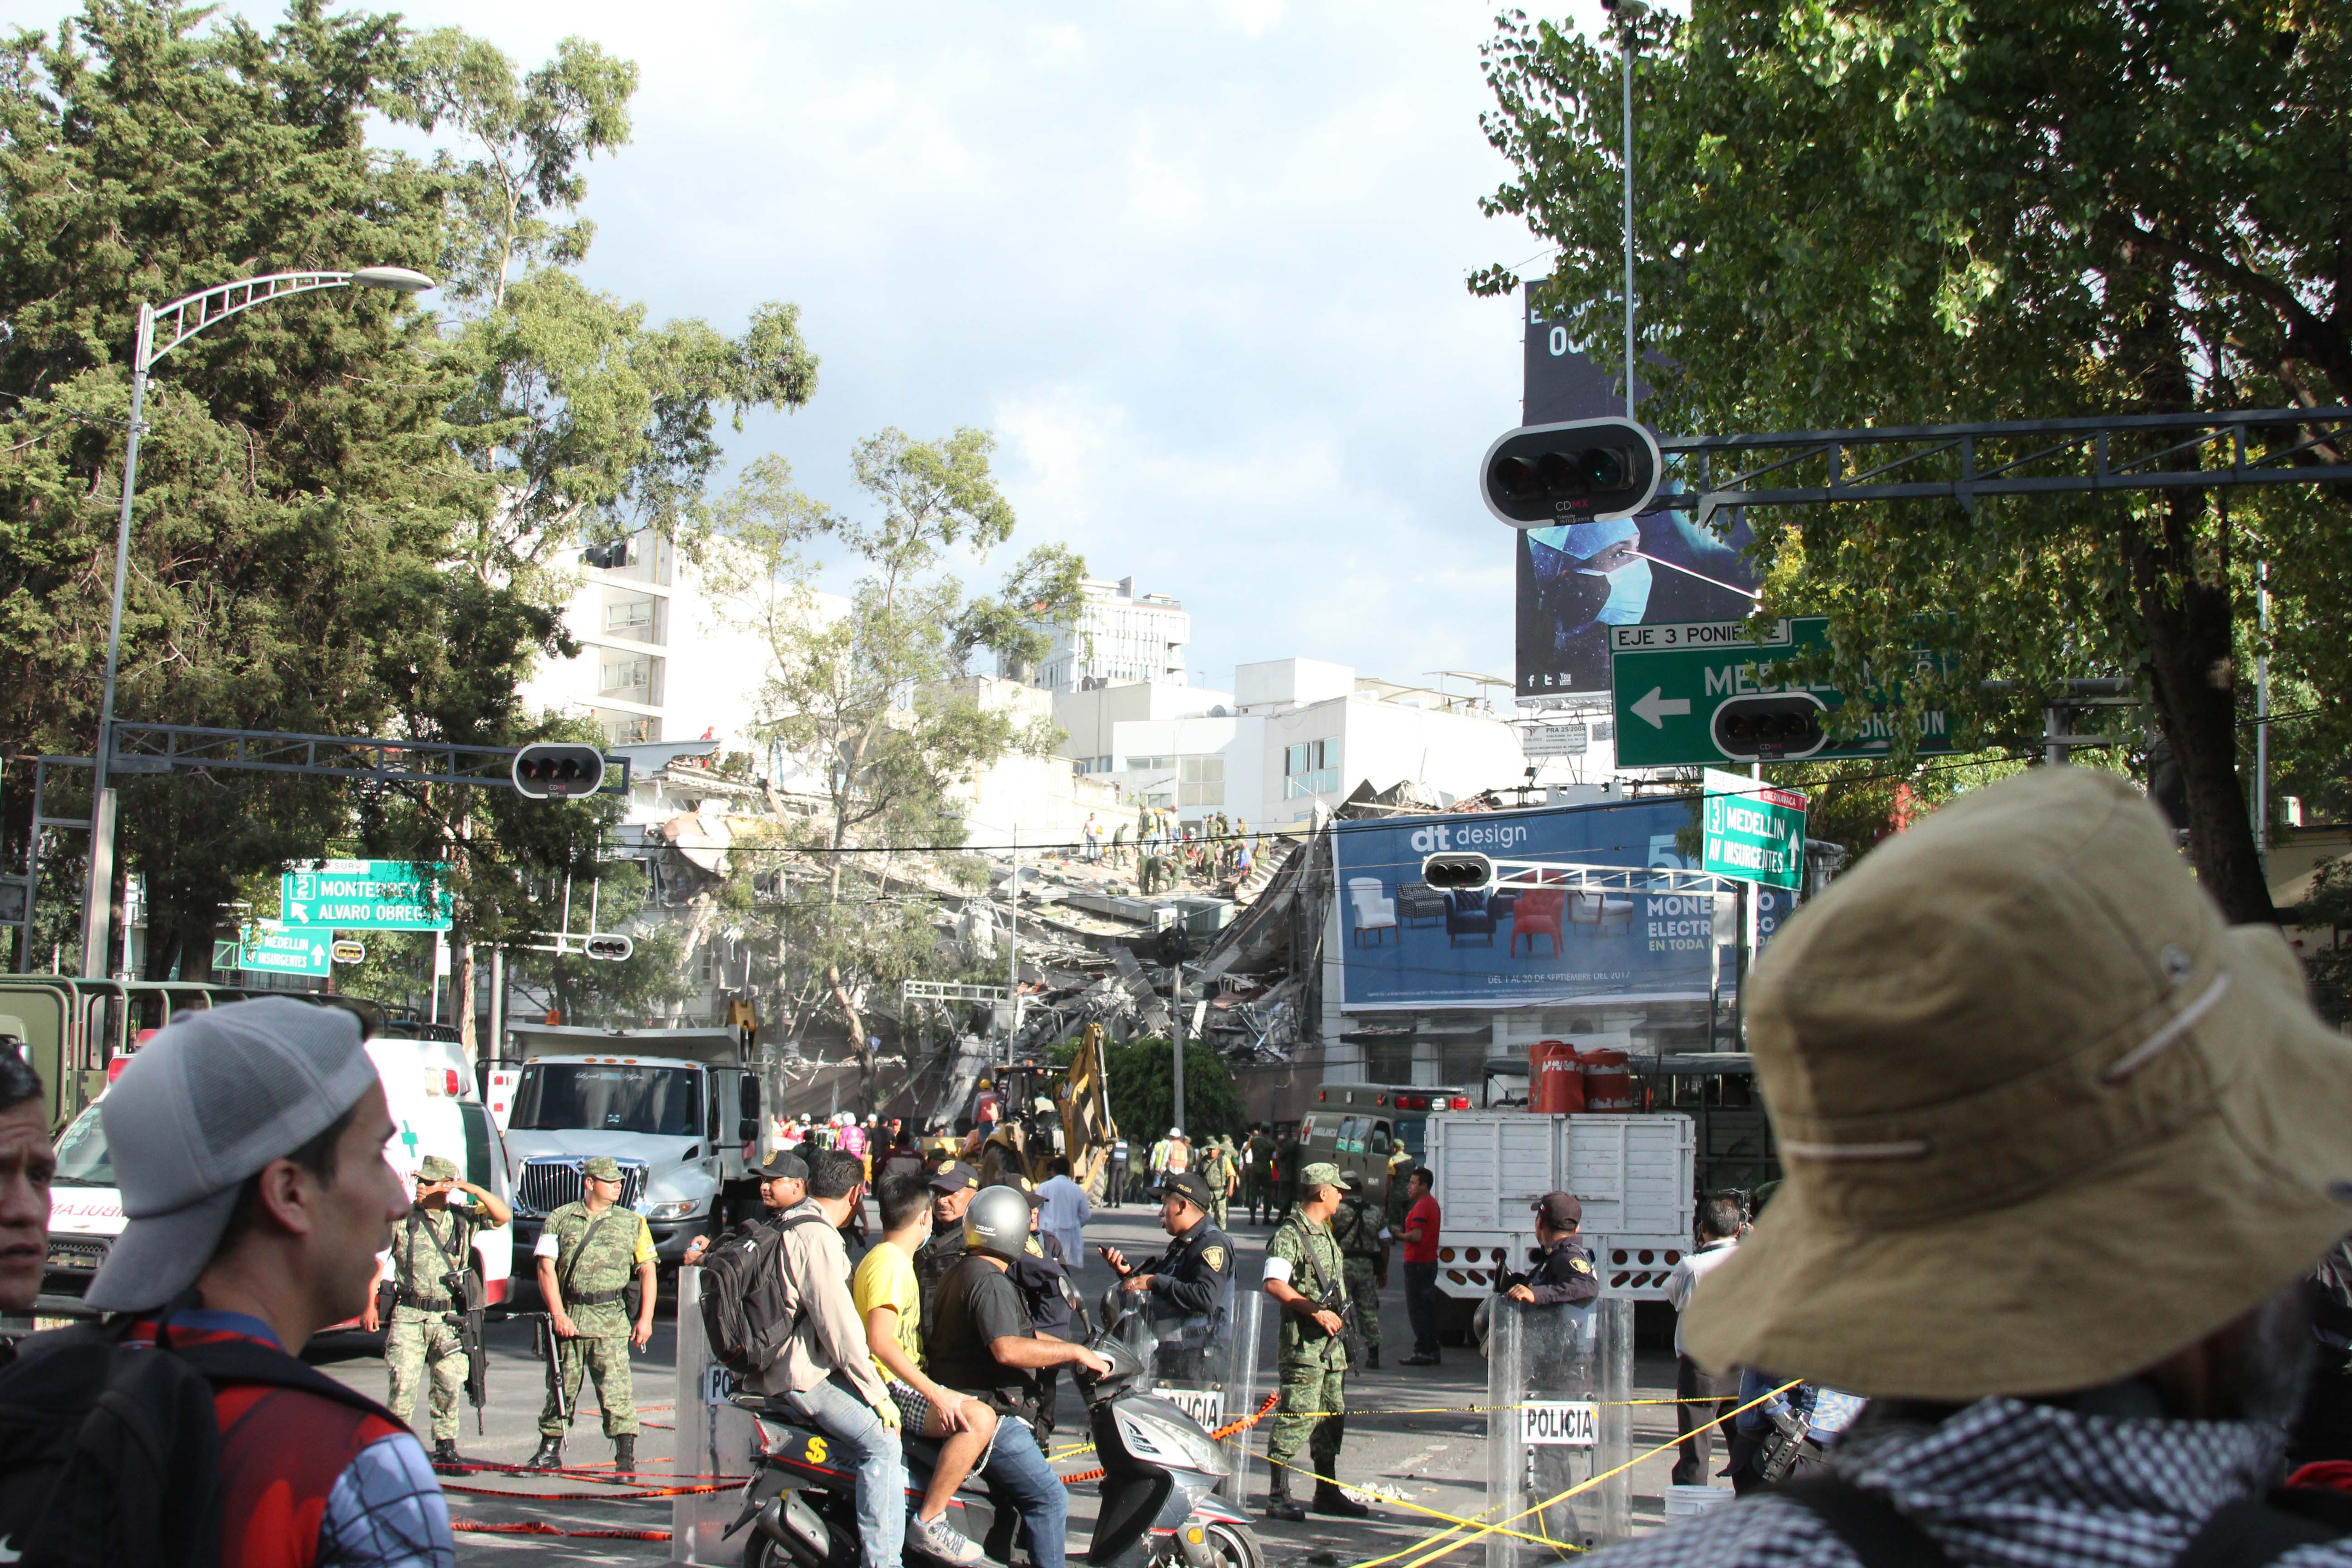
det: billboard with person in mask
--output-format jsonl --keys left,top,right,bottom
{"left": 1513, "top": 284, "right": 1764, "bottom": 700}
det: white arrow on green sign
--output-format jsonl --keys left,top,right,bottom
{"left": 1702, "top": 769, "right": 1806, "bottom": 890}
{"left": 281, "top": 858, "right": 451, "bottom": 931}
{"left": 236, "top": 922, "right": 335, "bottom": 976}
{"left": 1609, "top": 617, "right": 1957, "bottom": 769}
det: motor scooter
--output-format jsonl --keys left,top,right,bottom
{"left": 727, "top": 1294, "right": 1262, "bottom": 1568}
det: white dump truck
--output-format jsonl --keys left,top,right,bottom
{"left": 500, "top": 1023, "right": 765, "bottom": 1267}
{"left": 1424, "top": 1109, "right": 1695, "bottom": 1333}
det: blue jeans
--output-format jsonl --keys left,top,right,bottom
{"left": 781, "top": 1372, "right": 906, "bottom": 1568}
{"left": 980, "top": 1413, "right": 1069, "bottom": 1568}
{"left": 1403, "top": 1261, "right": 1441, "bottom": 1357}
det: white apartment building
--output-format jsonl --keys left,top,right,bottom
{"left": 1025, "top": 576, "right": 1190, "bottom": 693}
{"left": 517, "top": 529, "right": 845, "bottom": 765}
{"left": 1053, "top": 660, "right": 1527, "bottom": 829}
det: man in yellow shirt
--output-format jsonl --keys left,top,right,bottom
{"left": 853, "top": 1170, "right": 996, "bottom": 1564}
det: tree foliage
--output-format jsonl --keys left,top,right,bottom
{"left": 1476, "top": 1, "right": 2352, "bottom": 918}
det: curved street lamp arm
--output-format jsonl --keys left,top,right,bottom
{"left": 143, "top": 270, "right": 360, "bottom": 369}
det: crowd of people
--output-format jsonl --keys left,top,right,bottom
{"left": 1075, "top": 806, "right": 1260, "bottom": 894}
{"left": 15, "top": 773, "right": 2352, "bottom": 1565}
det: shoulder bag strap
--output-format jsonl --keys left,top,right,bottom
{"left": 1772, "top": 1477, "right": 1957, "bottom": 1568}
{"left": 561, "top": 1209, "right": 618, "bottom": 1299}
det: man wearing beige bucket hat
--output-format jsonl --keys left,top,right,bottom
{"left": 1583, "top": 769, "right": 2352, "bottom": 1566}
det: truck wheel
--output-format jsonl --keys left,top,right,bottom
{"left": 1436, "top": 1294, "right": 1480, "bottom": 1347}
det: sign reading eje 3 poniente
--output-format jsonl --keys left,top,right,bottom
{"left": 1702, "top": 769, "right": 1807, "bottom": 891}
{"left": 281, "top": 858, "right": 452, "bottom": 931}
{"left": 1609, "top": 617, "right": 1959, "bottom": 769}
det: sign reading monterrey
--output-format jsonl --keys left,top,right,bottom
{"left": 281, "top": 859, "right": 453, "bottom": 931}
{"left": 1330, "top": 799, "right": 1724, "bottom": 1012}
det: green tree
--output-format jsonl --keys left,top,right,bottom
{"left": 701, "top": 434, "right": 1085, "bottom": 1093}
{"left": 1088, "top": 1034, "right": 1245, "bottom": 1147}
{"left": 1476, "top": 1, "right": 2352, "bottom": 920}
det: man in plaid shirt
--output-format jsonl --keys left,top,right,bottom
{"left": 1586, "top": 771, "right": 2352, "bottom": 1568}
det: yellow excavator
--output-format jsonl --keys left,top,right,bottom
{"left": 975, "top": 1022, "right": 1120, "bottom": 1201}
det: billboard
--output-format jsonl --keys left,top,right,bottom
{"left": 1331, "top": 799, "right": 1726, "bottom": 1013}
{"left": 1515, "top": 284, "right": 1763, "bottom": 701}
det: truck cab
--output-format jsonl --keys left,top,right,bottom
{"left": 501, "top": 1024, "right": 764, "bottom": 1267}
{"left": 1298, "top": 1082, "right": 1474, "bottom": 1211}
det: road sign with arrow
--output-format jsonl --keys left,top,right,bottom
{"left": 1702, "top": 769, "right": 1807, "bottom": 890}
{"left": 234, "top": 921, "right": 334, "bottom": 976}
{"left": 1609, "top": 617, "right": 1958, "bottom": 769}
{"left": 281, "top": 859, "right": 451, "bottom": 931}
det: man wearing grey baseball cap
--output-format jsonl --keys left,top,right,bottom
{"left": 56, "top": 998, "right": 449, "bottom": 1565}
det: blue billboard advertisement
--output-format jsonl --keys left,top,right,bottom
{"left": 1331, "top": 799, "right": 1724, "bottom": 1012}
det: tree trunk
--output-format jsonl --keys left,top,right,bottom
{"left": 827, "top": 961, "right": 876, "bottom": 1104}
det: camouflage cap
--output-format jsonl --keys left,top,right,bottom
{"left": 1299, "top": 1161, "right": 1343, "bottom": 1190}
{"left": 417, "top": 1155, "right": 459, "bottom": 1183}
{"left": 583, "top": 1156, "right": 624, "bottom": 1182}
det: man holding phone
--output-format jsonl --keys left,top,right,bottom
{"left": 1098, "top": 1171, "right": 1234, "bottom": 1381}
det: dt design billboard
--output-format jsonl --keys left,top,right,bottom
{"left": 1331, "top": 800, "right": 1723, "bottom": 1012}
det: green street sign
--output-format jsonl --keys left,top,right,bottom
{"left": 236, "top": 922, "right": 334, "bottom": 976}
{"left": 281, "top": 858, "right": 452, "bottom": 931}
{"left": 1702, "top": 769, "right": 1806, "bottom": 890}
{"left": 1609, "top": 617, "right": 1958, "bottom": 769}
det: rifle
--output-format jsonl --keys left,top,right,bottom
{"left": 447, "top": 1268, "right": 489, "bottom": 1436}
{"left": 514, "top": 1311, "right": 573, "bottom": 1429}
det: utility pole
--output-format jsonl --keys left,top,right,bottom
{"left": 1170, "top": 950, "right": 1186, "bottom": 1132}
{"left": 1007, "top": 828, "right": 1021, "bottom": 1051}
{"left": 2255, "top": 559, "right": 2271, "bottom": 875}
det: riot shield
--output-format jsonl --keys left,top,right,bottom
{"left": 1217, "top": 1287, "right": 1264, "bottom": 1505}
{"left": 1484, "top": 1297, "right": 1633, "bottom": 1566}
{"left": 671, "top": 1267, "right": 759, "bottom": 1566}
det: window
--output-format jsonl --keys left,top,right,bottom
{"left": 1283, "top": 737, "right": 1339, "bottom": 799}
{"left": 1178, "top": 753, "right": 1223, "bottom": 808}
{"left": 511, "top": 1063, "right": 701, "bottom": 1137}
{"left": 1124, "top": 755, "right": 1172, "bottom": 772}
{"left": 601, "top": 654, "right": 652, "bottom": 695}
{"left": 605, "top": 597, "right": 657, "bottom": 641}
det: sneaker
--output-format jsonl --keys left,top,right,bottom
{"left": 908, "top": 1512, "right": 986, "bottom": 1565}
{"left": 1398, "top": 1353, "right": 1440, "bottom": 1367}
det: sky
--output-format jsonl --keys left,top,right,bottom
{"left": 7, "top": 0, "right": 1630, "bottom": 698}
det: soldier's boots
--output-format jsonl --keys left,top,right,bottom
{"left": 430, "top": 1439, "right": 463, "bottom": 1473}
{"left": 1313, "top": 1482, "right": 1372, "bottom": 1519}
{"left": 1264, "top": 1473, "right": 1306, "bottom": 1523}
{"left": 527, "top": 1436, "right": 564, "bottom": 1470}
{"left": 614, "top": 1436, "right": 636, "bottom": 1475}
{"left": 1364, "top": 1347, "right": 1381, "bottom": 1370}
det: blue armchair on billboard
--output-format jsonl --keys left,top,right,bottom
{"left": 1444, "top": 889, "right": 1497, "bottom": 948}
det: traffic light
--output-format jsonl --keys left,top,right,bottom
{"left": 1421, "top": 852, "right": 1494, "bottom": 892}
{"left": 511, "top": 743, "right": 608, "bottom": 799}
{"left": 1712, "top": 694, "right": 1828, "bottom": 762}
{"left": 1480, "top": 417, "right": 1664, "bottom": 527}
{"left": 582, "top": 933, "right": 634, "bottom": 962}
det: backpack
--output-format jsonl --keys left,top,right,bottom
{"left": 697, "top": 1211, "right": 834, "bottom": 1379}
{"left": 0, "top": 1309, "right": 395, "bottom": 1568}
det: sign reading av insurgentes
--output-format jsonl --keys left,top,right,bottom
{"left": 1701, "top": 769, "right": 1807, "bottom": 891}
{"left": 1336, "top": 802, "right": 1724, "bottom": 1012}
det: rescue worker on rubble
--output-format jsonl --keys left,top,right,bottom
{"left": 1332, "top": 1171, "right": 1389, "bottom": 1370}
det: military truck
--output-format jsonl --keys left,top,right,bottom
{"left": 501, "top": 1024, "right": 765, "bottom": 1266}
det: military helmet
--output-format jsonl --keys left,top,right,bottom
{"left": 963, "top": 1185, "right": 1035, "bottom": 1254}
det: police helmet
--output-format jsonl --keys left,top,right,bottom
{"left": 963, "top": 1185, "right": 1034, "bottom": 1254}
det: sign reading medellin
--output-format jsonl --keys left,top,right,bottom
{"left": 1335, "top": 800, "right": 1724, "bottom": 1012}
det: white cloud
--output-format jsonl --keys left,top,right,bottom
{"left": 5, "top": 0, "right": 1642, "bottom": 696}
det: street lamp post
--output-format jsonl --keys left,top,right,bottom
{"left": 79, "top": 266, "right": 434, "bottom": 979}
{"left": 1603, "top": 0, "right": 1648, "bottom": 419}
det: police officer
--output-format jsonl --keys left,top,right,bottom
{"left": 1243, "top": 1122, "right": 1274, "bottom": 1224}
{"left": 1198, "top": 1136, "right": 1238, "bottom": 1230}
{"left": 372, "top": 1153, "right": 510, "bottom": 1468}
{"left": 1260, "top": 1162, "right": 1370, "bottom": 1522}
{"left": 1100, "top": 1171, "right": 1234, "bottom": 1382}
{"left": 1104, "top": 1136, "right": 1130, "bottom": 1209}
{"left": 1331, "top": 1171, "right": 1388, "bottom": 1371}
{"left": 1504, "top": 1191, "right": 1600, "bottom": 1309}
{"left": 916, "top": 1159, "right": 983, "bottom": 1338}
{"left": 529, "top": 1156, "right": 658, "bottom": 1472}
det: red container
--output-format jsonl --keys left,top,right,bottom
{"left": 1530, "top": 1038, "right": 1586, "bottom": 1115}
{"left": 1580, "top": 1048, "right": 1636, "bottom": 1112}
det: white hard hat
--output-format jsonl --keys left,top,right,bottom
{"left": 1169, "top": 1126, "right": 1183, "bottom": 1137}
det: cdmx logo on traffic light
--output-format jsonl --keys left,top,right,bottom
{"left": 510, "top": 742, "right": 608, "bottom": 800}
{"left": 1712, "top": 694, "right": 1828, "bottom": 762}
{"left": 1478, "top": 417, "right": 1663, "bottom": 527}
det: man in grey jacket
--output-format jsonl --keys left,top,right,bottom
{"left": 764, "top": 1148, "right": 904, "bottom": 1567}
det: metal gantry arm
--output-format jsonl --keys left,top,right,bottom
{"left": 145, "top": 272, "right": 377, "bottom": 366}
{"left": 105, "top": 722, "right": 632, "bottom": 793}
{"left": 1482, "top": 859, "right": 1735, "bottom": 896}
{"left": 1654, "top": 406, "right": 2352, "bottom": 528}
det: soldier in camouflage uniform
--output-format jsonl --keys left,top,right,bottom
{"left": 1198, "top": 1136, "right": 1238, "bottom": 1229}
{"left": 1332, "top": 1171, "right": 1387, "bottom": 1371}
{"left": 528, "top": 1155, "right": 659, "bottom": 1472}
{"left": 1259, "top": 1161, "right": 1372, "bottom": 1523}
{"left": 370, "top": 1153, "right": 510, "bottom": 1469}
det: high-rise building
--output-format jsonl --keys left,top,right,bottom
{"left": 1023, "top": 576, "right": 1190, "bottom": 693}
